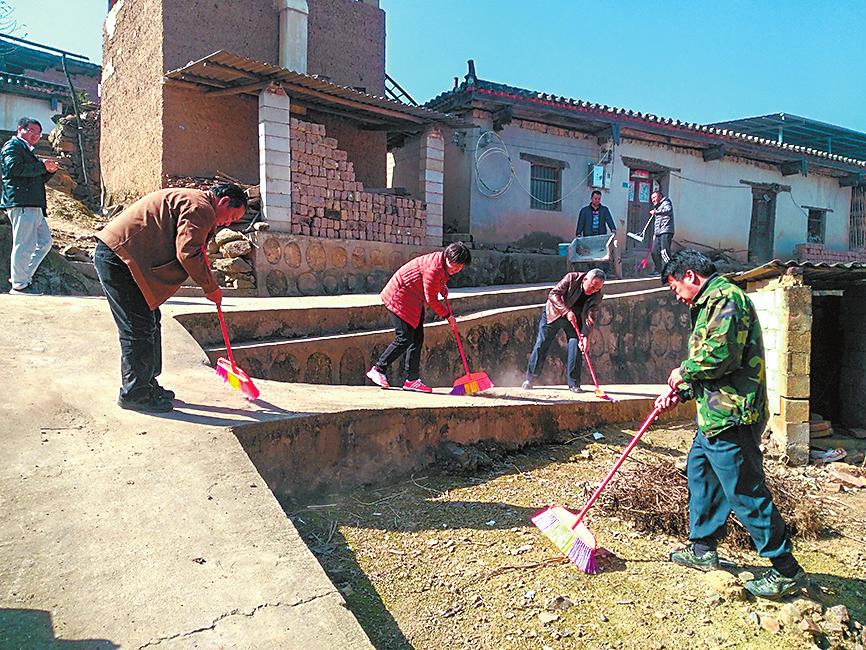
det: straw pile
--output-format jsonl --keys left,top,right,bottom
{"left": 595, "top": 458, "right": 826, "bottom": 548}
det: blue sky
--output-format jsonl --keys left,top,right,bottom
{"left": 9, "top": 0, "right": 866, "bottom": 132}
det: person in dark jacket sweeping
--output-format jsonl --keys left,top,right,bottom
{"left": 522, "top": 268, "right": 605, "bottom": 393}
{"left": 366, "top": 242, "right": 471, "bottom": 393}
{"left": 655, "top": 249, "right": 805, "bottom": 599}
{"left": 1, "top": 117, "right": 60, "bottom": 295}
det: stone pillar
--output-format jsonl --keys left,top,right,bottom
{"left": 748, "top": 274, "right": 811, "bottom": 465}
{"left": 258, "top": 85, "right": 292, "bottom": 232}
{"left": 419, "top": 124, "right": 445, "bottom": 247}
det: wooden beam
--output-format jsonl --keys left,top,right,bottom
{"left": 839, "top": 173, "right": 864, "bottom": 187}
{"left": 780, "top": 159, "right": 807, "bottom": 177}
{"left": 207, "top": 79, "right": 273, "bottom": 97}
{"left": 281, "top": 81, "right": 426, "bottom": 124}
{"left": 492, "top": 105, "right": 513, "bottom": 131}
{"left": 519, "top": 152, "right": 569, "bottom": 168}
{"left": 702, "top": 145, "right": 725, "bottom": 161}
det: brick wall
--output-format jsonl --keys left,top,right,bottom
{"left": 289, "top": 118, "right": 426, "bottom": 244}
{"left": 748, "top": 276, "right": 812, "bottom": 465}
{"left": 794, "top": 243, "right": 866, "bottom": 263}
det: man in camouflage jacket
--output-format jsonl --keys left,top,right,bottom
{"left": 655, "top": 250, "right": 804, "bottom": 600}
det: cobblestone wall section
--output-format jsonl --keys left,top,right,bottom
{"left": 289, "top": 118, "right": 426, "bottom": 244}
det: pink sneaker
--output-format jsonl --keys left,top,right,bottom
{"left": 366, "top": 367, "right": 389, "bottom": 388}
{"left": 402, "top": 379, "right": 433, "bottom": 393}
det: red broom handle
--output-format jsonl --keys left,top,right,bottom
{"left": 571, "top": 391, "right": 672, "bottom": 528}
{"left": 216, "top": 304, "right": 237, "bottom": 372}
{"left": 576, "top": 330, "right": 600, "bottom": 390}
{"left": 444, "top": 296, "right": 471, "bottom": 375}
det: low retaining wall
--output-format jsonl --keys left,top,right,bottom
{"left": 215, "top": 289, "right": 689, "bottom": 388}
{"left": 234, "top": 398, "right": 692, "bottom": 499}
{"left": 252, "top": 232, "right": 570, "bottom": 297}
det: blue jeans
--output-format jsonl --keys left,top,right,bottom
{"left": 525, "top": 311, "right": 583, "bottom": 387}
{"left": 7, "top": 206, "right": 52, "bottom": 289}
{"left": 93, "top": 241, "right": 163, "bottom": 400}
{"left": 687, "top": 424, "right": 793, "bottom": 559}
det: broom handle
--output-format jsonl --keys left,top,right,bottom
{"left": 575, "top": 330, "right": 600, "bottom": 390}
{"left": 216, "top": 304, "right": 237, "bottom": 372}
{"left": 444, "top": 297, "right": 471, "bottom": 375}
{"left": 572, "top": 391, "right": 672, "bottom": 528}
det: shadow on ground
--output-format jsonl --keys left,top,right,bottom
{"left": 0, "top": 609, "right": 118, "bottom": 650}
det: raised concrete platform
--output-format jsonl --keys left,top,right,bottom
{"left": 0, "top": 292, "right": 689, "bottom": 648}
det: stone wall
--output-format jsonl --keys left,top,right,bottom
{"left": 747, "top": 275, "right": 812, "bottom": 464}
{"left": 289, "top": 118, "right": 427, "bottom": 244}
{"left": 213, "top": 287, "right": 688, "bottom": 389}
{"left": 253, "top": 232, "right": 571, "bottom": 297}
{"left": 47, "top": 111, "right": 101, "bottom": 207}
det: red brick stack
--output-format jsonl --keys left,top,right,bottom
{"left": 289, "top": 118, "right": 427, "bottom": 245}
{"left": 794, "top": 243, "right": 866, "bottom": 263}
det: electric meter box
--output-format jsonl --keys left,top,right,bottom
{"left": 588, "top": 163, "right": 606, "bottom": 188}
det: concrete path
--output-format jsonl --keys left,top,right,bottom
{"left": 0, "top": 292, "right": 677, "bottom": 649}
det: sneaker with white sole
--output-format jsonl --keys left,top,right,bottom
{"left": 366, "top": 367, "right": 389, "bottom": 388}
{"left": 9, "top": 283, "right": 42, "bottom": 296}
{"left": 403, "top": 379, "right": 432, "bottom": 393}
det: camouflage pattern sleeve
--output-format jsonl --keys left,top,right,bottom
{"left": 679, "top": 297, "right": 748, "bottom": 383}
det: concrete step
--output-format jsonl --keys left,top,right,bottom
{"left": 178, "top": 277, "right": 661, "bottom": 348}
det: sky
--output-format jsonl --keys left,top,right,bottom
{"left": 6, "top": 0, "right": 866, "bottom": 132}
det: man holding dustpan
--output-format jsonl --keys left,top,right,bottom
{"left": 522, "top": 268, "right": 605, "bottom": 393}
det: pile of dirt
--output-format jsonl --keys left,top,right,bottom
{"left": 44, "top": 187, "right": 105, "bottom": 256}
{"left": 597, "top": 458, "right": 827, "bottom": 548}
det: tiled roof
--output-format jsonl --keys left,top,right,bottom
{"left": 427, "top": 77, "right": 866, "bottom": 169}
{"left": 733, "top": 259, "right": 866, "bottom": 285}
{"left": 0, "top": 72, "right": 69, "bottom": 98}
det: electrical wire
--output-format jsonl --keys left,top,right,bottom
{"left": 473, "top": 129, "right": 611, "bottom": 205}
{"left": 669, "top": 171, "right": 747, "bottom": 189}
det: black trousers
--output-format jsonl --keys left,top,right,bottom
{"left": 93, "top": 241, "right": 162, "bottom": 400}
{"left": 652, "top": 233, "right": 673, "bottom": 275}
{"left": 374, "top": 310, "right": 424, "bottom": 381}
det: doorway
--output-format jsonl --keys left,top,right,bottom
{"left": 626, "top": 170, "right": 667, "bottom": 250}
{"left": 748, "top": 188, "right": 777, "bottom": 264}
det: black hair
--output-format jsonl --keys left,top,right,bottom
{"left": 444, "top": 241, "right": 472, "bottom": 266}
{"left": 591, "top": 189, "right": 602, "bottom": 197}
{"left": 661, "top": 249, "right": 717, "bottom": 285}
{"left": 211, "top": 183, "right": 249, "bottom": 209}
{"left": 17, "top": 117, "right": 42, "bottom": 131}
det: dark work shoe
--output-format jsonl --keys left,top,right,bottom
{"left": 745, "top": 568, "right": 805, "bottom": 600}
{"left": 670, "top": 544, "right": 720, "bottom": 571}
{"left": 568, "top": 385, "right": 585, "bottom": 393}
{"left": 151, "top": 380, "right": 176, "bottom": 400}
{"left": 9, "top": 283, "right": 42, "bottom": 296}
{"left": 118, "top": 391, "right": 174, "bottom": 414}
{"left": 521, "top": 380, "right": 533, "bottom": 390}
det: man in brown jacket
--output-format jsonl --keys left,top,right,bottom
{"left": 94, "top": 184, "right": 248, "bottom": 413}
{"left": 522, "top": 268, "right": 605, "bottom": 392}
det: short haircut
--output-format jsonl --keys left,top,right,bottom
{"left": 17, "top": 117, "right": 42, "bottom": 131}
{"left": 585, "top": 268, "right": 606, "bottom": 282}
{"left": 444, "top": 241, "right": 472, "bottom": 266}
{"left": 661, "top": 249, "right": 717, "bottom": 285}
{"left": 591, "top": 189, "right": 602, "bottom": 197}
{"left": 211, "top": 183, "right": 249, "bottom": 209}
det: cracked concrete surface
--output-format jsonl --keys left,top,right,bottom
{"left": 0, "top": 294, "right": 372, "bottom": 649}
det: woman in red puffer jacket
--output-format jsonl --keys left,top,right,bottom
{"left": 366, "top": 241, "right": 472, "bottom": 392}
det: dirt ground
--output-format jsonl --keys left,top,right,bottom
{"left": 286, "top": 422, "right": 866, "bottom": 650}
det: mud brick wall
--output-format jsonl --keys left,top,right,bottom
{"left": 289, "top": 118, "right": 426, "bottom": 244}
{"left": 748, "top": 276, "right": 812, "bottom": 465}
{"left": 794, "top": 243, "right": 866, "bottom": 263}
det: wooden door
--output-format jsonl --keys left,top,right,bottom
{"left": 748, "top": 189, "right": 776, "bottom": 264}
{"left": 626, "top": 176, "right": 654, "bottom": 250}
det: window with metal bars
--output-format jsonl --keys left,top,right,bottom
{"left": 529, "top": 164, "right": 562, "bottom": 211}
{"left": 851, "top": 186, "right": 866, "bottom": 250}
{"left": 807, "top": 208, "right": 827, "bottom": 244}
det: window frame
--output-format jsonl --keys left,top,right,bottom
{"left": 806, "top": 207, "right": 827, "bottom": 244}
{"left": 529, "top": 162, "right": 562, "bottom": 212}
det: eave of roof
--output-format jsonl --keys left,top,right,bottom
{"left": 164, "top": 51, "right": 473, "bottom": 131}
{"left": 733, "top": 259, "right": 866, "bottom": 286}
{"left": 0, "top": 72, "right": 69, "bottom": 99}
{"left": 428, "top": 78, "right": 866, "bottom": 171}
